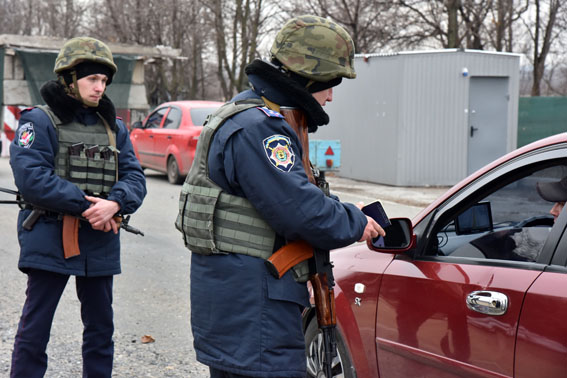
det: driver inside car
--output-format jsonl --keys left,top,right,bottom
{"left": 537, "top": 176, "right": 567, "bottom": 223}
{"left": 446, "top": 174, "right": 567, "bottom": 261}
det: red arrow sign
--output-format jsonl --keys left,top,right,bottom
{"left": 325, "top": 146, "right": 334, "bottom": 156}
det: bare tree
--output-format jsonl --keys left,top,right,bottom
{"left": 200, "top": 0, "right": 270, "bottom": 99}
{"left": 486, "top": 0, "right": 529, "bottom": 52}
{"left": 523, "top": 0, "right": 565, "bottom": 96}
{"left": 398, "top": 0, "right": 494, "bottom": 49}
{"left": 397, "top": 0, "right": 458, "bottom": 48}
{"left": 90, "top": 0, "right": 218, "bottom": 105}
{"left": 0, "top": 0, "right": 86, "bottom": 36}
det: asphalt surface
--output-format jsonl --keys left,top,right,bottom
{"left": 0, "top": 155, "right": 447, "bottom": 377}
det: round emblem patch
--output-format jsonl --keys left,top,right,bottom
{"left": 263, "top": 135, "right": 295, "bottom": 172}
{"left": 17, "top": 122, "right": 35, "bottom": 149}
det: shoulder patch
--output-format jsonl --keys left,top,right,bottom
{"left": 257, "top": 106, "right": 284, "bottom": 119}
{"left": 17, "top": 122, "right": 36, "bottom": 148}
{"left": 263, "top": 135, "right": 295, "bottom": 172}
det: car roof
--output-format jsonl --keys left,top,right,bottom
{"left": 413, "top": 132, "right": 567, "bottom": 225}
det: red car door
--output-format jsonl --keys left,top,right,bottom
{"left": 151, "top": 106, "right": 184, "bottom": 171}
{"left": 515, "top": 212, "right": 567, "bottom": 377}
{"left": 133, "top": 107, "right": 168, "bottom": 168}
{"left": 376, "top": 260, "right": 541, "bottom": 378}
{"left": 376, "top": 160, "right": 566, "bottom": 377}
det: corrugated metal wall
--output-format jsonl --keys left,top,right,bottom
{"left": 316, "top": 49, "right": 520, "bottom": 186}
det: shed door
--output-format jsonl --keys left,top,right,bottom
{"left": 467, "top": 77, "right": 509, "bottom": 175}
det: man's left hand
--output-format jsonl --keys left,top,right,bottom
{"left": 82, "top": 195, "right": 121, "bottom": 234}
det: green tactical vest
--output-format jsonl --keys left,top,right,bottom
{"left": 175, "top": 99, "right": 310, "bottom": 282}
{"left": 37, "top": 105, "right": 119, "bottom": 196}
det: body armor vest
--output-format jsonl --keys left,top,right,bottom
{"left": 37, "top": 105, "right": 118, "bottom": 197}
{"left": 175, "top": 99, "right": 310, "bottom": 281}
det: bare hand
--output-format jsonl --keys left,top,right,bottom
{"left": 358, "top": 216, "right": 386, "bottom": 242}
{"left": 82, "top": 196, "right": 121, "bottom": 234}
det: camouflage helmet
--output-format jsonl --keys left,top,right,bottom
{"left": 54, "top": 37, "right": 117, "bottom": 75}
{"left": 270, "top": 15, "right": 356, "bottom": 83}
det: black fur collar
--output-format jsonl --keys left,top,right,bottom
{"left": 245, "top": 60, "right": 329, "bottom": 132}
{"left": 39, "top": 80, "right": 117, "bottom": 130}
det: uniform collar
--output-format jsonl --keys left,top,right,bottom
{"left": 245, "top": 59, "right": 329, "bottom": 133}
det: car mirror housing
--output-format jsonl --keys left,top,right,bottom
{"left": 368, "top": 217, "right": 416, "bottom": 253}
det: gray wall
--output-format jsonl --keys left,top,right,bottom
{"left": 316, "top": 49, "right": 520, "bottom": 186}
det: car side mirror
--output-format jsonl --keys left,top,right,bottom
{"left": 368, "top": 217, "right": 415, "bottom": 253}
{"left": 131, "top": 121, "right": 142, "bottom": 129}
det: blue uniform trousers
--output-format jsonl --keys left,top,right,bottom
{"left": 10, "top": 269, "right": 114, "bottom": 378}
{"left": 209, "top": 367, "right": 293, "bottom": 378}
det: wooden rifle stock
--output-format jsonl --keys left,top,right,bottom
{"left": 310, "top": 252, "right": 338, "bottom": 378}
{"left": 310, "top": 272, "right": 337, "bottom": 328}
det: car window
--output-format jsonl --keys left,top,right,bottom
{"left": 145, "top": 107, "right": 168, "bottom": 129}
{"left": 190, "top": 107, "right": 219, "bottom": 126}
{"left": 163, "top": 107, "right": 182, "bottom": 129}
{"left": 430, "top": 164, "right": 567, "bottom": 263}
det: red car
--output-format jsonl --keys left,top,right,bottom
{"left": 130, "top": 100, "right": 223, "bottom": 184}
{"left": 304, "top": 133, "right": 567, "bottom": 377}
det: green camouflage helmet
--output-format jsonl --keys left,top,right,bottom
{"left": 270, "top": 15, "right": 356, "bottom": 82}
{"left": 54, "top": 37, "right": 117, "bottom": 74}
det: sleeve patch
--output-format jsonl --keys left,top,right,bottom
{"left": 257, "top": 106, "right": 284, "bottom": 118}
{"left": 17, "top": 122, "right": 36, "bottom": 148}
{"left": 263, "top": 135, "right": 295, "bottom": 172}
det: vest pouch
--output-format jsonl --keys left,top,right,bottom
{"left": 178, "top": 182, "right": 224, "bottom": 255}
{"left": 68, "top": 152, "right": 88, "bottom": 191}
{"left": 101, "top": 153, "right": 117, "bottom": 194}
{"left": 86, "top": 152, "right": 105, "bottom": 195}
{"left": 174, "top": 188, "right": 188, "bottom": 236}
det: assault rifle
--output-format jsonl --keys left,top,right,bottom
{"left": 1, "top": 186, "right": 144, "bottom": 258}
{"left": 265, "top": 242, "right": 336, "bottom": 378}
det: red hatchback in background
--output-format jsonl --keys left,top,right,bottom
{"left": 304, "top": 133, "right": 567, "bottom": 378}
{"left": 130, "top": 100, "right": 223, "bottom": 184}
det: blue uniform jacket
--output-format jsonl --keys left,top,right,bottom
{"left": 190, "top": 85, "right": 367, "bottom": 376}
{"left": 10, "top": 106, "right": 146, "bottom": 277}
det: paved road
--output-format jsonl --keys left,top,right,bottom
{"left": 0, "top": 156, "right": 446, "bottom": 377}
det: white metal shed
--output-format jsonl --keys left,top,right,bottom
{"left": 316, "top": 49, "right": 521, "bottom": 187}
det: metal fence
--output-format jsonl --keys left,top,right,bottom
{"left": 518, "top": 97, "right": 567, "bottom": 147}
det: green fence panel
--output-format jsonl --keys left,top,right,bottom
{"left": 518, "top": 97, "right": 567, "bottom": 147}
{"left": 15, "top": 49, "right": 135, "bottom": 108}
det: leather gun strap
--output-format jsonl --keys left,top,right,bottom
{"left": 62, "top": 215, "right": 81, "bottom": 259}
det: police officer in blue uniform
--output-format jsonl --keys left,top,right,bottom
{"left": 176, "top": 16, "right": 384, "bottom": 378}
{"left": 9, "top": 37, "right": 146, "bottom": 378}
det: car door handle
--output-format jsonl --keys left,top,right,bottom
{"left": 149, "top": 135, "right": 154, "bottom": 138}
{"left": 466, "top": 291, "right": 508, "bottom": 316}
{"left": 167, "top": 136, "right": 172, "bottom": 139}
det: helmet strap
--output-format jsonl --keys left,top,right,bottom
{"left": 65, "top": 70, "right": 99, "bottom": 107}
